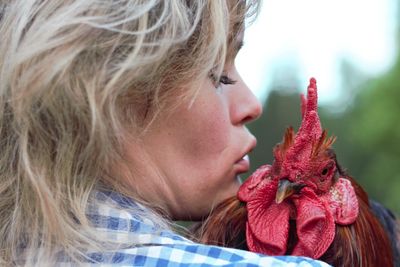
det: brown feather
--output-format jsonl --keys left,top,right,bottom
{"left": 311, "top": 130, "right": 336, "bottom": 158}
{"left": 273, "top": 127, "right": 295, "bottom": 160}
{"left": 192, "top": 196, "right": 247, "bottom": 249}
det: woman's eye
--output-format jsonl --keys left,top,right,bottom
{"left": 219, "top": 75, "right": 236, "bottom": 85}
{"left": 208, "top": 72, "right": 237, "bottom": 88}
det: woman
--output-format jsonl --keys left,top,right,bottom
{"left": 0, "top": 1, "right": 330, "bottom": 266}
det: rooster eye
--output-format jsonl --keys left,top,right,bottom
{"left": 321, "top": 162, "right": 335, "bottom": 177}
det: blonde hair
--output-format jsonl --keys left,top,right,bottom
{"left": 0, "top": 0, "right": 260, "bottom": 265}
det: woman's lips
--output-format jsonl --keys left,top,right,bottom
{"left": 234, "top": 154, "right": 250, "bottom": 174}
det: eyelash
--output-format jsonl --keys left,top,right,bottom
{"left": 209, "top": 72, "right": 237, "bottom": 87}
{"left": 219, "top": 75, "right": 236, "bottom": 85}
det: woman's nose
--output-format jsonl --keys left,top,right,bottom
{"left": 230, "top": 77, "right": 263, "bottom": 125}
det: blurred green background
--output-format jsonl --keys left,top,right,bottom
{"left": 245, "top": 2, "right": 400, "bottom": 215}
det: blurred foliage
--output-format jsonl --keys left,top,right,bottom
{"left": 247, "top": 49, "right": 400, "bottom": 215}
{"left": 342, "top": 55, "right": 400, "bottom": 215}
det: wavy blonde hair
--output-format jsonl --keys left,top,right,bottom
{"left": 0, "top": 0, "right": 260, "bottom": 265}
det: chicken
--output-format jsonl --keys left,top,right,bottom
{"left": 195, "top": 78, "right": 398, "bottom": 267}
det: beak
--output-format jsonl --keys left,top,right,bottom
{"left": 275, "top": 179, "right": 305, "bottom": 204}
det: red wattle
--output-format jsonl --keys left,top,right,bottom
{"left": 292, "top": 187, "right": 336, "bottom": 259}
{"left": 238, "top": 164, "right": 271, "bottom": 202}
{"left": 245, "top": 179, "right": 291, "bottom": 256}
{"left": 327, "top": 178, "right": 359, "bottom": 225}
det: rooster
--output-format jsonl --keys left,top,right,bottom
{"left": 195, "top": 78, "right": 398, "bottom": 267}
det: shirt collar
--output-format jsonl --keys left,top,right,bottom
{"left": 86, "top": 190, "right": 192, "bottom": 246}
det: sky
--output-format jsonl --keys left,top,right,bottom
{"left": 236, "top": 0, "right": 398, "bottom": 107}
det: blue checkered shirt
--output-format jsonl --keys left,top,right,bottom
{"left": 59, "top": 191, "right": 332, "bottom": 266}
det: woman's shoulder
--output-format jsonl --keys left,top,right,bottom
{"left": 73, "top": 190, "right": 331, "bottom": 266}
{"left": 85, "top": 243, "right": 331, "bottom": 266}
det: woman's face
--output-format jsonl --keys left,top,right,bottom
{"left": 124, "top": 41, "right": 262, "bottom": 220}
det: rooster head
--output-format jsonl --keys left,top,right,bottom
{"left": 273, "top": 78, "right": 337, "bottom": 201}
{"left": 238, "top": 78, "right": 359, "bottom": 259}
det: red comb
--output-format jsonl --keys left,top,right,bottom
{"left": 283, "top": 78, "right": 322, "bottom": 166}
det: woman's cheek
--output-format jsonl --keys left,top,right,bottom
{"left": 189, "top": 107, "right": 230, "bottom": 158}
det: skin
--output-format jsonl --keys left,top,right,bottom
{"left": 122, "top": 37, "right": 262, "bottom": 221}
